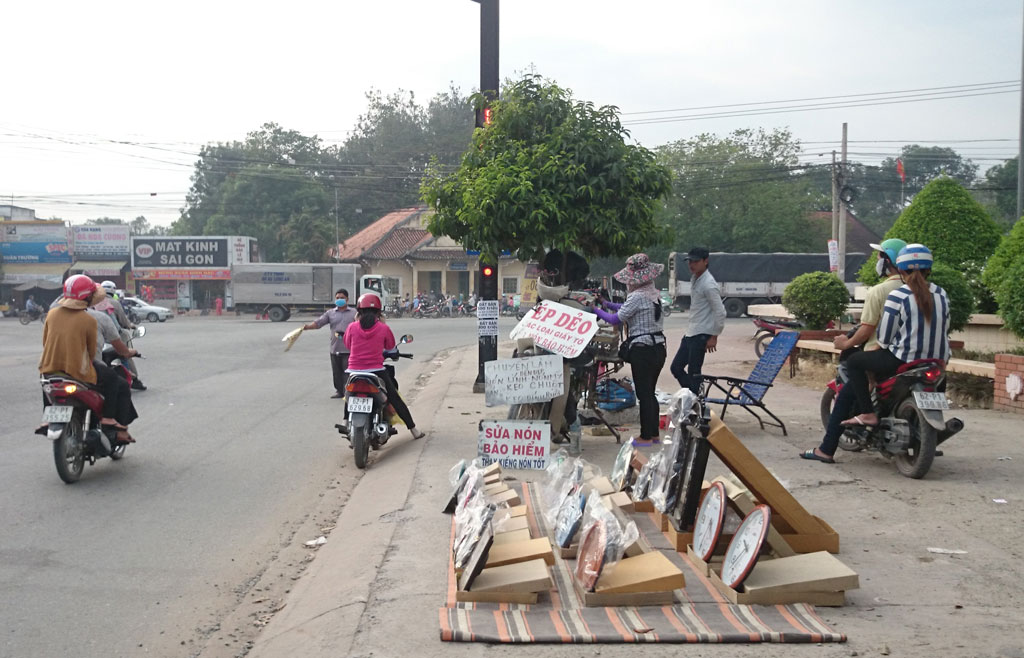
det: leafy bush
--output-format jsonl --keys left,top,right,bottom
{"left": 887, "top": 177, "right": 1002, "bottom": 269}
{"left": 857, "top": 256, "right": 881, "bottom": 286}
{"left": 929, "top": 262, "right": 974, "bottom": 333}
{"left": 782, "top": 271, "right": 849, "bottom": 330}
{"left": 996, "top": 256, "right": 1024, "bottom": 339}
{"left": 983, "top": 217, "right": 1024, "bottom": 296}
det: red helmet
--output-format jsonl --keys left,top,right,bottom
{"left": 64, "top": 274, "right": 98, "bottom": 301}
{"left": 356, "top": 292, "right": 382, "bottom": 310}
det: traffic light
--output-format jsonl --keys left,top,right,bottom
{"left": 483, "top": 107, "right": 493, "bottom": 125}
{"left": 480, "top": 263, "right": 497, "bottom": 300}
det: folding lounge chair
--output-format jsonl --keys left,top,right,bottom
{"left": 699, "top": 330, "right": 800, "bottom": 435}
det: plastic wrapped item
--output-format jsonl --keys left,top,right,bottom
{"left": 609, "top": 441, "right": 634, "bottom": 492}
{"left": 540, "top": 451, "right": 582, "bottom": 527}
{"left": 553, "top": 489, "right": 585, "bottom": 548}
{"left": 667, "top": 388, "right": 701, "bottom": 429}
{"left": 574, "top": 491, "right": 639, "bottom": 590}
{"left": 453, "top": 497, "right": 496, "bottom": 572}
{"left": 648, "top": 434, "right": 681, "bottom": 513}
{"left": 448, "top": 459, "right": 467, "bottom": 489}
{"left": 631, "top": 451, "right": 659, "bottom": 502}
{"left": 568, "top": 418, "right": 582, "bottom": 455}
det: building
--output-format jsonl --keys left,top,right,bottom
{"left": 68, "top": 223, "right": 132, "bottom": 289}
{"left": 131, "top": 235, "right": 258, "bottom": 311}
{"left": 1, "top": 217, "right": 72, "bottom": 306}
{"left": 808, "top": 210, "right": 881, "bottom": 255}
{"left": 334, "top": 206, "right": 529, "bottom": 302}
{"left": 0, "top": 205, "right": 37, "bottom": 222}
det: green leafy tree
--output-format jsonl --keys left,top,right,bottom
{"left": 981, "top": 157, "right": 1018, "bottom": 228}
{"left": 996, "top": 256, "right": 1024, "bottom": 339}
{"left": 782, "top": 271, "right": 849, "bottom": 329}
{"left": 656, "top": 128, "right": 827, "bottom": 253}
{"left": 422, "top": 75, "right": 672, "bottom": 265}
{"left": 929, "top": 262, "right": 974, "bottom": 332}
{"left": 983, "top": 216, "right": 1024, "bottom": 296}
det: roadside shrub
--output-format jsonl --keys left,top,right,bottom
{"left": 983, "top": 217, "right": 1024, "bottom": 296}
{"left": 857, "top": 256, "right": 881, "bottom": 286}
{"left": 782, "top": 271, "right": 849, "bottom": 330}
{"left": 928, "top": 262, "right": 974, "bottom": 333}
{"left": 996, "top": 257, "right": 1024, "bottom": 339}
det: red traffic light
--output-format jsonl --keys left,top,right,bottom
{"left": 483, "top": 107, "right": 493, "bottom": 125}
{"left": 482, "top": 266, "right": 494, "bottom": 277}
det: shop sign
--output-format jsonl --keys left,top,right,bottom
{"left": 1, "top": 221, "right": 71, "bottom": 263}
{"left": 509, "top": 300, "right": 600, "bottom": 359}
{"left": 478, "top": 420, "right": 550, "bottom": 470}
{"left": 72, "top": 225, "right": 130, "bottom": 258}
{"left": 133, "top": 269, "right": 231, "bottom": 280}
{"left": 484, "top": 354, "right": 564, "bottom": 406}
{"left": 132, "top": 238, "right": 228, "bottom": 268}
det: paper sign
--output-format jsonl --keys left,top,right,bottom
{"left": 476, "top": 300, "right": 499, "bottom": 319}
{"left": 828, "top": 239, "right": 839, "bottom": 273}
{"left": 478, "top": 420, "right": 551, "bottom": 470}
{"left": 485, "top": 354, "right": 565, "bottom": 406}
{"left": 478, "top": 317, "right": 499, "bottom": 337}
{"left": 509, "top": 300, "right": 600, "bottom": 359}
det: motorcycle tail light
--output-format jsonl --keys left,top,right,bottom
{"left": 63, "top": 384, "right": 78, "bottom": 394}
{"left": 346, "top": 380, "right": 380, "bottom": 395}
{"left": 923, "top": 366, "right": 943, "bottom": 383}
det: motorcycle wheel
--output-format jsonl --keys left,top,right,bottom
{"left": 53, "top": 417, "right": 86, "bottom": 483}
{"left": 350, "top": 419, "right": 370, "bottom": 469}
{"left": 893, "top": 398, "right": 937, "bottom": 479}
{"left": 819, "top": 388, "right": 863, "bottom": 452}
{"left": 662, "top": 306, "right": 672, "bottom": 317}
{"left": 19, "top": 312, "right": 31, "bottom": 325}
{"left": 754, "top": 332, "right": 773, "bottom": 358}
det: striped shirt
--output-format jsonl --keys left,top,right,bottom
{"left": 876, "top": 282, "right": 951, "bottom": 363}
{"left": 617, "top": 292, "right": 665, "bottom": 346}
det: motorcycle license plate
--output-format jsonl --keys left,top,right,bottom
{"left": 348, "top": 396, "right": 373, "bottom": 413}
{"left": 913, "top": 391, "right": 950, "bottom": 410}
{"left": 42, "top": 406, "right": 73, "bottom": 423}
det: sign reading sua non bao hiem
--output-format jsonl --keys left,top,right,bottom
{"left": 478, "top": 420, "right": 551, "bottom": 470}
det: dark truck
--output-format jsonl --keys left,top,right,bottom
{"left": 667, "top": 252, "right": 869, "bottom": 318}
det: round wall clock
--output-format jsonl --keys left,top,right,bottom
{"left": 692, "top": 481, "right": 727, "bottom": 562}
{"left": 720, "top": 504, "right": 772, "bottom": 589}
{"left": 575, "top": 521, "right": 609, "bottom": 592}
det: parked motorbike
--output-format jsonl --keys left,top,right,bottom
{"left": 336, "top": 335, "right": 413, "bottom": 469}
{"left": 19, "top": 307, "right": 47, "bottom": 325}
{"left": 820, "top": 358, "right": 964, "bottom": 478}
{"left": 38, "top": 326, "right": 146, "bottom": 483}
{"left": 412, "top": 303, "right": 440, "bottom": 319}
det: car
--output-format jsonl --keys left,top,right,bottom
{"left": 121, "top": 296, "right": 173, "bottom": 323}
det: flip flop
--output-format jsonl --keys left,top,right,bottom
{"left": 800, "top": 449, "right": 835, "bottom": 464}
{"left": 114, "top": 430, "right": 136, "bottom": 444}
{"left": 840, "top": 415, "right": 878, "bottom": 428}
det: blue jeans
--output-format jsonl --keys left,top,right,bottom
{"left": 670, "top": 334, "right": 710, "bottom": 394}
{"left": 819, "top": 383, "right": 857, "bottom": 457}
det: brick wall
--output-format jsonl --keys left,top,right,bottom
{"left": 993, "top": 354, "right": 1024, "bottom": 413}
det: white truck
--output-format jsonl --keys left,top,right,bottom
{"left": 667, "top": 252, "right": 869, "bottom": 318}
{"left": 231, "top": 263, "right": 392, "bottom": 321}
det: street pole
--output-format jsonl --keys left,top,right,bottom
{"left": 837, "top": 123, "right": 849, "bottom": 283}
{"left": 474, "top": 0, "right": 499, "bottom": 392}
{"left": 334, "top": 187, "right": 340, "bottom": 261}
{"left": 1018, "top": 4, "right": 1024, "bottom": 221}
{"left": 831, "top": 150, "right": 838, "bottom": 241}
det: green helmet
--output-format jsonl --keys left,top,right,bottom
{"left": 870, "top": 238, "right": 907, "bottom": 266}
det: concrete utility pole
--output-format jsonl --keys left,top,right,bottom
{"left": 831, "top": 150, "right": 839, "bottom": 241}
{"left": 1018, "top": 5, "right": 1024, "bottom": 221}
{"left": 837, "top": 123, "right": 849, "bottom": 282}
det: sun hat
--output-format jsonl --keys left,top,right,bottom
{"left": 613, "top": 253, "right": 664, "bottom": 285}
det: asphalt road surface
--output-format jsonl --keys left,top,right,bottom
{"left": 0, "top": 312, "right": 528, "bottom": 658}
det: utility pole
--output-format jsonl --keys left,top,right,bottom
{"left": 1018, "top": 5, "right": 1024, "bottom": 221}
{"left": 473, "top": 0, "right": 499, "bottom": 392}
{"left": 831, "top": 150, "right": 838, "bottom": 241}
{"left": 334, "top": 187, "right": 340, "bottom": 262}
{"left": 837, "top": 123, "right": 849, "bottom": 282}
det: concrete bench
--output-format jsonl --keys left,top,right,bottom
{"left": 793, "top": 339, "right": 995, "bottom": 378}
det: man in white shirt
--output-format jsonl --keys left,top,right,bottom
{"left": 669, "top": 247, "right": 727, "bottom": 394}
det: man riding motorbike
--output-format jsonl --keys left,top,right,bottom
{"left": 801, "top": 238, "right": 906, "bottom": 463}
{"left": 95, "top": 280, "right": 146, "bottom": 391}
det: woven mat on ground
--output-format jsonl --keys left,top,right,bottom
{"left": 440, "top": 482, "right": 846, "bottom": 644}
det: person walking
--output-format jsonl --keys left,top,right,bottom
{"left": 670, "top": 247, "right": 726, "bottom": 394}
{"left": 594, "top": 253, "right": 667, "bottom": 446}
{"left": 303, "top": 288, "right": 357, "bottom": 398}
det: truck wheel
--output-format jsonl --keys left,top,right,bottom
{"left": 723, "top": 298, "right": 747, "bottom": 318}
{"left": 268, "top": 306, "right": 288, "bottom": 322}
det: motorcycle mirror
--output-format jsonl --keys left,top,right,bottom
{"left": 136, "top": 326, "right": 147, "bottom": 338}
{"left": 400, "top": 334, "right": 413, "bottom": 344}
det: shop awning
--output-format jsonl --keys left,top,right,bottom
{"left": 14, "top": 279, "right": 63, "bottom": 291}
{"left": 69, "top": 260, "right": 128, "bottom": 276}
{"left": 0, "top": 263, "right": 70, "bottom": 285}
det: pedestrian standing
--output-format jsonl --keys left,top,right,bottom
{"left": 303, "top": 288, "right": 357, "bottom": 398}
{"left": 594, "top": 253, "right": 667, "bottom": 446}
{"left": 669, "top": 247, "right": 726, "bottom": 394}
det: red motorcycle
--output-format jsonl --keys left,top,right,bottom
{"left": 820, "top": 358, "right": 964, "bottom": 479}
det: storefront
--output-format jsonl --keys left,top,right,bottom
{"left": 69, "top": 225, "right": 131, "bottom": 287}
{"left": 130, "top": 235, "right": 257, "bottom": 311}
{"left": 1, "top": 220, "right": 72, "bottom": 307}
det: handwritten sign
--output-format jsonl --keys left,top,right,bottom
{"left": 828, "top": 239, "right": 839, "bottom": 273}
{"left": 478, "top": 420, "right": 551, "bottom": 470}
{"left": 485, "top": 354, "right": 564, "bottom": 406}
{"left": 509, "top": 300, "right": 600, "bottom": 359}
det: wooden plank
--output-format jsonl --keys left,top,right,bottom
{"left": 471, "top": 558, "right": 552, "bottom": 593}
{"left": 455, "top": 589, "right": 538, "bottom": 604}
{"left": 483, "top": 483, "right": 509, "bottom": 496}
{"left": 714, "top": 476, "right": 796, "bottom": 557}
{"left": 742, "top": 552, "right": 859, "bottom": 595}
{"left": 492, "top": 528, "right": 532, "bottom": 545}
{"left": 573, "top": 572, "right": 676, "bottom": 607}
{"left": 485, "top": 537, "right": 555, "bottom": 568}
{"left": 595, "top": 551, "right": 685, "bottom": 594}
{"left": 482, "top": 462, "right": 501, "bottom": 477}
{"left": 488, "top": 489, "right": 521, "bottom": 507}
{"left": 707, "top": 415, "right": 827, "bottom": 536}
{"left": 493, "top": 505, "right": 527, "bottom": 525}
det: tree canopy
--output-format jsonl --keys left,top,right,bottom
{"left": 421, "top": 75, "right": 672, "bottom": 264}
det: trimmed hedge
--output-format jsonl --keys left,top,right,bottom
{"left": 782, "top": 271, "right": 849, "bottom": 330}
{"left": 996, "top": 256, "right": 1024, "bottom": 339}
{"left": 983, "top": 216, "right": 1024, "bottom": 295}
{"left": 929, "top": 262, "right": 974, "bottom": 333}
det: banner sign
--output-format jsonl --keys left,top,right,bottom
{"left": 133, "top": 269, "right": 231, "bottom": 280}
{"left": 827, "top": 239, "right": 839, "bottom": 273}
{"left": 72, "top": 225, "right": 130, "bottom": 258}
{"left": 1, "top": 221, "right": 71, "bottom": 263}
{"left": 509, "top": 300, "right": 600, "bottom": 359}
{"left": 477, "top": 299, "right": 499, "bottom": 337}
{"left": 132, "top": 238, "right": 229, "bottom": 268}
{"left": 484, "top": 354, "right": 565, "bottom": 407}
{"left": 478, "top": 420, "right": 551, "bottom": 470}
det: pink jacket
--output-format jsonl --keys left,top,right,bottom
{"left": 343, "top": 320, "right": 395, "bottom": 371}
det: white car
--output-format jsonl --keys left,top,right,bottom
{"left": 121, "top": 296, "right": 173, "bottom": 323}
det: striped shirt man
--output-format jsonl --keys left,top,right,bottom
{"left": 876, "top": 282, "right": 951, "bottom": 363}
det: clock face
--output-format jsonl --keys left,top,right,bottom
{"left": 575, "top": 521, "right": 609, "bottom": 592}
{"left": 692, "top": 482, "right": 727, "bottom": 562}
{"left": 720, "top": 505, "right": 772, "bottom": 590}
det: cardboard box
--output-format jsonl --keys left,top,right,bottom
{"left": 494, "top": 515, "right": 529, "bottom": 534}
{"left": 601, "top": 491, "right": 634, "bottom": 512}
{"left": 632, "top": 499, "right": 655, "bottom": 513}
{"left": 708, "top": 569, "right": 846, "bottom": 607}
{"left": 492, "top": 528, "right": 532, "bottom": 545}
{"left": 488, "top": 489, "right": 522, "bottom": 507}
{"left": 485, "top": 537, "right": 555, "bottom": 568}
{"left": 572, "top": 568, "right": 676, "bottom": 607}
{"left": 587, "top": 476, "right": 616, "bottom": 496}
{"left": 454, "top": 589, "right": 538, "bottom": 604}
{"left": 594, "top": 551, "right": 685, "bottom": 594}
{"left": 471, "top": 558, "right": 552, "bottom": 594}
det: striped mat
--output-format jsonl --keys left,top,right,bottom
{"left": 440, "top": 482, "right": 846, "bottom": 644}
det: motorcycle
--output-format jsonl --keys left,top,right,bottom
{"left": 412, "top": 303, "right": 440, "bottom": 319}
{"left": 19, "top": 307, "right": 47, "bottom": 325}
{"left": 820, "top": 357, "right": 964, "bottom": 478}
{"left": 336, "top": 335, "right": 413, "bottom": 469}
{"left": 659, "top": 290, "right": 674, "bottom": 317}
{"left": 38, "top": 326, "right": 147, "bottom": 483}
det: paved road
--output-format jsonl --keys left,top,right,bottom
{"left": 0, "top": 312, "right": 526, "bottom": 657}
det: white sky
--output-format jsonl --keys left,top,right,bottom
{"left": 2, "top": 0, "right": 1020, "bottom": 227}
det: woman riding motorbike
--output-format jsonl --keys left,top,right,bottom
{"left": 343, "top": 292, "right": 425, "bottom": 441}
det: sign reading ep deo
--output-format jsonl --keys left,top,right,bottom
{"left": 509, "top": 300, "right": 600, "bottom": 359}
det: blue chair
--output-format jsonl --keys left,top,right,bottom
{"left": 700, "top": 330, "right": 800, "bottom": 435}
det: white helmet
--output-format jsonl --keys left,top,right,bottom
{"left": 100, "top": 280, "right": 117, "bottom": 292}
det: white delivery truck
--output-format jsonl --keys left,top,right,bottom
{"left": 231, "top": 263, "right": 392, "bottom": 321}
{"left": 667, "top": 252, "right": 869, "bottom": 318}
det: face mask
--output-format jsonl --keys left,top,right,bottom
{"left": 875, "top": 258, "right": 887, "bottom": 277}
{"left": 335, "top": 299, "right": 347, "bottom": 308}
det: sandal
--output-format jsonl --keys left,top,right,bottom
{"left": 411, "top": 428, "right": 425, "bottom": 440}
{"left": 840, "top": 415, "right": 877, "bottom": 428}
{"left": 799, "top": 449, "right": 835, "bottom": 464}
{"left": 114, "top": 430, "right": 136, "bottom": 444}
